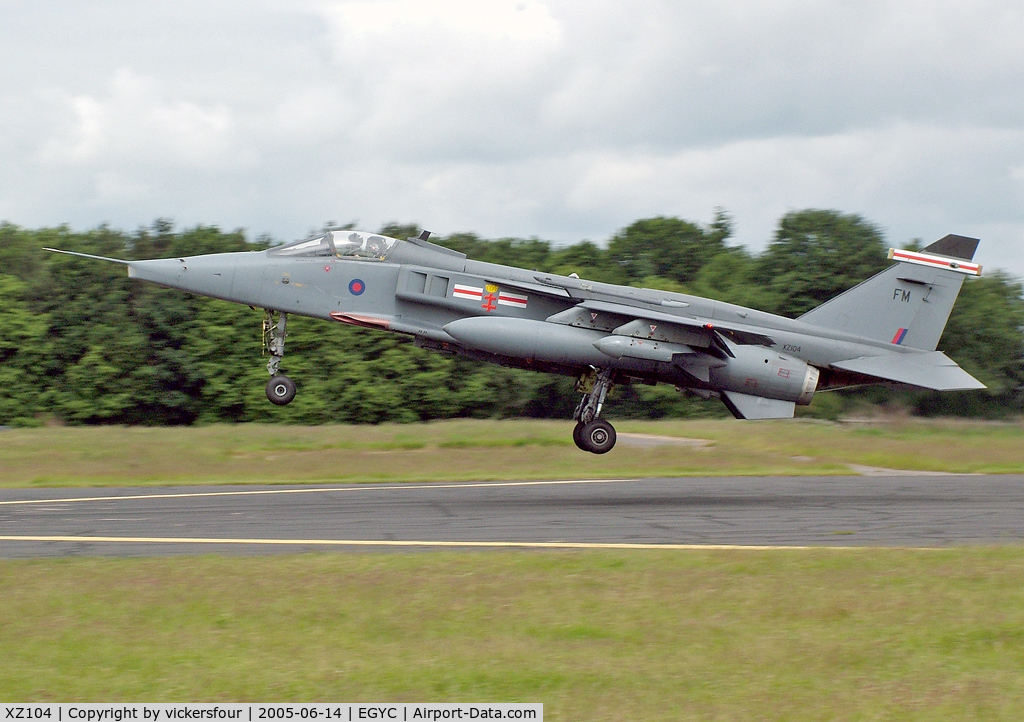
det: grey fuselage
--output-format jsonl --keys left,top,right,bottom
{"left": 124, "top": 234, "right": 921, "bottom": 395}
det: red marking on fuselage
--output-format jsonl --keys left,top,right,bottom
{"left": 482, "top": 293, "right": 497, "bottom": 312}
{"left": 329, "top": 312, "right": 391, "bottom": 330}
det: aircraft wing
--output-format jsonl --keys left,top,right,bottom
{"left": 533, "top": 275, "right": 779, "bottom": 346}
{"left": 568, "top": 299, "right": 778, "bottom": 348}
{"left": 831, "top": 351, "right": 986, "bottom": 391}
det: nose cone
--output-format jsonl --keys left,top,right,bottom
{"left": 128, "top": 251, "right": 264, "bottom": 305}
{"left": 128, "top": 257, "right": 194, "bottom": 288}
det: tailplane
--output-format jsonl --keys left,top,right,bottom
{"left": 798, "top": 234, "right": 980, "bottom": 351}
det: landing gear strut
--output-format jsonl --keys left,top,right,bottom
{"left": 263, "top": 310, "right": 296, "bottom": 405}
{"left": 572, "top": 367, "right": 617, "bottom": 454}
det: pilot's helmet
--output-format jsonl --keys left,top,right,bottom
{"left": 331, "top": 231, "right": 363, "bottom": 253}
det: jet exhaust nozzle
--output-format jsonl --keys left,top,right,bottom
{"left": 712, "top": 346, "right": 819, "bottom": 405}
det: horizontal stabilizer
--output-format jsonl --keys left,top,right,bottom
{"left": 721, "top": 392, "right": 796, "bottom": 420}
{"left": 831, "top": 351, "right": 985, "bottom": 391}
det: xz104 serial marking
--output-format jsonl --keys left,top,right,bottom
{"left": 6, "top": 711, "right": 52, "bottom": 719}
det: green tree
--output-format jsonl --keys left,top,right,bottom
{"left": 2, "top": 214, "right": 1019, "bottom": 424}
{"left": 608, "top": 212, "right": 730, "bottom": 285}
{"left": 755, "top": 209, "right": 890, "bottom": 317}
{"left": 913, "top": 272, "right": 1024, "bottom": 416}
{"left": 685, "top": 246, "right": 770, "bottom": 309}
{"left": 439, "top": 232, "right": 555, "bottom": 270}
{"left": 547, "top": 240, "right": 624, "bottom": 283}
{"left": 0, "top": 275, "right": 49, "bottom": 425}
{"left": 378, "top": 223, "right": 421, "bottom": 243}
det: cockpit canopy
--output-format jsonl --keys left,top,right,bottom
{"left": 268, "top": 230, "right": 400, "bottom": 260}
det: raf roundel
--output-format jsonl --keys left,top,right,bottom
{"left": 348, "top": 278, "right": 366, "bottom": 296}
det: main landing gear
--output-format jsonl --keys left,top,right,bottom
{"left": 263, "top": 310, "right": 296, "bottom": 405}
{"left": 573, "top": 368, "right": 618, "bottom": 454}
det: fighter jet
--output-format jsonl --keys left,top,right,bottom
{"left": 47, "top": 229, "right": 985, "bottom": 453}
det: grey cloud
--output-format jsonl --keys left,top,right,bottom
{"left": 0, "top": 0, "right": 1022, "bottom": 279}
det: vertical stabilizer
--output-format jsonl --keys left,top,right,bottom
{"left": 798, "top": 235, "right": 979, "bottom": 351}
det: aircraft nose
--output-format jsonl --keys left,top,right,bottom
{"left": 128, "top": 254, "right": 238, "bottom": 301}
{"left": 127, "top": 257, "right": 189, "bottom": 286}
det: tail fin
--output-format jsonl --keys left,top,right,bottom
{"left": 798, "top": 234, "right": 980, "bottom": 351}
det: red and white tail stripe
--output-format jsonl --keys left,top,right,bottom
{"left": 888, "top": 248, "right": 982, "bottom": 276}
{"left": 452, "top": 284, "right": 483, "bottom": 300}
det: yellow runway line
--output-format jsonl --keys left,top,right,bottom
{"left": 0, "top": 535, "right": 936, "bottom": 551}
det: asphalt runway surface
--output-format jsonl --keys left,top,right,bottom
{"left": 2, "top": 475, "right": 1024, "bottom": 557}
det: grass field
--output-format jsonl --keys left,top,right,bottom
{"left": 3, "top": 419, "right": 1023, "bottom": 716}
{"left": 2, "top": 549, "right": 1024, "bottom": 718}
{"left": 2, "top": 417, "right": 1024, "bottom": 488}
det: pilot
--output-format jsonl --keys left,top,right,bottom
{"left": 332, "top": 232, "right": 363, "bottom": 256}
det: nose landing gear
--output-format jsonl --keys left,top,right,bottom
{"left": 263, "top": 309, "right": 296, "bottom": 405}
{"left": 266, "top": 375, "right": 296, "bottom": 406}
{"left": 573, "top": 368, "right": 618, "bottom": 454}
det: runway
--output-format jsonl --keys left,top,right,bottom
{"left": 1, "top": 475, "right": 1023, "bottom": 557}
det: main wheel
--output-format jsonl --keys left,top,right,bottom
{"left": 266, "top": 375, "right": 296, "bottom": 405}
{"left": 577, "top": 419, "right": 616, "bottom": 454}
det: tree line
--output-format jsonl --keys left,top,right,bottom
{"left": 0, "top": 210, "right": 1021, "bottom": 427}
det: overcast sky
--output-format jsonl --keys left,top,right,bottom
{"left": 2, "top": 1, "right": 1023, "bottom": 276}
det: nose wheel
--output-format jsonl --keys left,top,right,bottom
{"left": 572, "top": 368, "right": 618, "bottom": 453}
{"left": 263, "top": 309, "right": 296, "bottom": 405}
{"left": 266, "top": 375, "right": 296, "bottom": 405}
